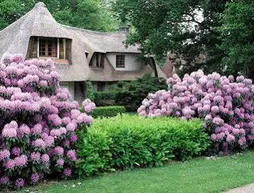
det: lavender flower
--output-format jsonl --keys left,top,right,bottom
{"left": 0, "top": 176, "right": 9, "bottom": 185}
{"left": 4, "top": 159, "right": 15, "bottom": 170}
{"left": 41, "top": 154, "right": 50, "bottom": 163}
{"left": 30, "top": 152, "right": 41, "bottom": 162}
{"left": 66, "top": 150, "right": 77, "bottom": 161}
{"left": 14, "top": 155, "right": 27, "bottom": 167}
{"left": 12, "top": 147, "right": 21, "bottom": 156}
{"left": 63, "top": 168, "right": 72, "bottom": 177}
{"left": 15, "top": 178, "right": 25, "bottom": 188}
{"left": 0, "top": 150, "right": 10, "bottom": 161}
{"left": 56, "top": 159, "right": 64, "bottom": 166}
{"left": 31, "top": 173, "right": 40, "bottom": 183}
{"left": 54, "top": 146, "right": 64, "bottom": 156}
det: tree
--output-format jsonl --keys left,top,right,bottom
{"left": 113, "top": 0, "right": 230, "bottom": 75}
{"left": 0, "top": 0, "right": 119, "bottom": 32}
{"left": 218, "top": 0, "right": 254, "bottom": 78}
{"left": 0, "top": 0, "right": 34, "bottom": 29}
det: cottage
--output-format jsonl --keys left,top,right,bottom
{"left": 0, "top": 2, "right": 165, "bottom": 102}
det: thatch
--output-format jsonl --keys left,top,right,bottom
{"left": 63, "top": 26, "right": 140, "bottom": 63}
{"left": 0, "top": 2, "right": 165, "bottom": 82}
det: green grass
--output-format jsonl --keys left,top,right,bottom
{"left": 15, "top": 151, "right": 254, "bottom": 193}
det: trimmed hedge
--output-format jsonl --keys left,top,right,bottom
{"left": 91, "top": 106, "right": 126, "bottom": 118}
{"left": 77, "top": 115, "right": 210, "bottom": 176}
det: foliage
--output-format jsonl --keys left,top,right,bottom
{"left": 218, "top": 0, "right": 254, "bottom": 79}
{"left": 110, "top": 75, "right": 167, "bottom": 112}
{"left": 0, "top": 0, "right": 119, "bottom": 32}
{"left": 113, "top": 0, "right": 230, "bottom": 75}
{"left": 0, "top": 54, "right": 95, "bottom": 189}
{"left": 91, "top": 106, "right": 126, "bottom": 118}
{"left": 94, "top": 91, "right": 116, "bottom": 106}
{"left": 0, "top": 0, "right": 34, "bottom": 30}
{"left": 77, "top": 115, "right": 209, "bottom": 176}
{"left": 138, "top": 70, "right": 254, "bottom": 154}
{"left": 86, "top": 81, "right": 95, "bottom": 101}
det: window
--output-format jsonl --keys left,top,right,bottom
{"left": 39, "top": 38, "right": 57, "bottom": 57}
{"left": 116, "top": 55, "right": 125, "bottom": 68}
{"left": 27, "top": 37, "right": 71, "bottom": 61}
{"left": 90, "top": 53, "right": 105, "bottom": 68}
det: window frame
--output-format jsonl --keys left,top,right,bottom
{"left": 116, "top": 54, "right": 125, "bottom": 68}
{"left": 37, "top": 37, "right": 67, "bottom": 59}
{"left": 38, "top": 38, "right": 57, "bottom": 57}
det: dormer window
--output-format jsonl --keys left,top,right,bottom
{"left": 39, "top": 38, "right": 57, "bottom": 57}
{"left": 27, "top": 37, "right": 72, "bottom": 63}
{"left": 89, "top": 52, "right": 105, "bottom": 68}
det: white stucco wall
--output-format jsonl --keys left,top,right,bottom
{"left": 107, "top": 53, "right": 141, "bottom": 71}
{"left": 60, "top": 82, "right": 74, "bottom": 99}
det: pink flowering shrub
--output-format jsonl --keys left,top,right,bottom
{"left": 138, "top": 70, "right": 254, "bottom": 154}
{"left": 0, "top": 54, "right": 95, "bottom": 189}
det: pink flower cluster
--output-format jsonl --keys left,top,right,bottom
{"left": 82, "top": 99, "right": 96, "bottom": 114}
{"left": 138, "top": 70, "right": 254, "bottom": 153}
{"left": 0, "top": 54, "right": 95, "bottom": 189}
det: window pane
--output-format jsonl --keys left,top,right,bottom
{"left": 59, "top": 39, "right": 64, "bottom": 59}
{"left": 50, "top": 39, "right": 57, "bottom": 57}
{"left": 39, "top": 38, "right": 57, "bottom": 57}
{"left": 39, "top": 39, "right": 46, "bottom": 56}
{"left": 27, "top": 37, "right": 37, "bottom": 58}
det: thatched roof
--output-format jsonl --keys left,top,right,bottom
{"left": 62, "top": 26, "right": 140, "bottom": 63}
{"left": 0, "top": 2, "right": 164, "bottom": 81}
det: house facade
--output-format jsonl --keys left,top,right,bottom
{"left": 0, "top": 2, "right": 165, "bottom": 103}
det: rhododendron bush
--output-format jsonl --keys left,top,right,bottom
{"left": 138, "top": 70, "right": 254, "bottom": 153}
{"left": 0, "top": 54, "right": 95, "bottom": 189}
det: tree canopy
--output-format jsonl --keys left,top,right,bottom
{"left": 113, "top": 0, "right": 231, "bottom": 75}
{"left": 1, "top": 0, "right": 254, "bottom": 78}
{"left": 218, "top": 0, "right": 254, "bottom": 78}
{"left": 0, "top": 0, "right": 119, "bottom": 32}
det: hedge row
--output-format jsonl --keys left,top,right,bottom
{"left": 91, "top": 106, "right": 126, "bottom": 118}
{"left": 77, "top": 115, "right": 210, "bottom": 176}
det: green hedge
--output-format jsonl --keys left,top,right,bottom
{"left": 77, "top": 115, "right": 210, "bottom": 176}
{"left": 91, "top": 106, "right": 126, "bottom": 118}
{"left": 94, "top": 92, "right": 116, "bottom": 106}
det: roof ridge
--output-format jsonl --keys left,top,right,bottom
{"left": 34, "top": 2, "right": 46, "bottom": 8}
{"left": 62, "top": 25, "right": 126, "bottom": 35}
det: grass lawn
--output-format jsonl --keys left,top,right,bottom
{"left": 16, "top": 151, "right": 254, "bottom": 193}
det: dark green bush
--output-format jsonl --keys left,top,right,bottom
{"left": 112, "top": 74, "right": 167, "bottom": 112}
{"left": 77, "top": 115, "right": 210, "bottom": 176}
{"left": 94, "top": 92, "right": 116, "bottom": 106}
{"left": 91, "top": 106, "right": 126, "bottom": 118}
{"left": 93, "top": 75, "right": 167, "bottom": 111}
